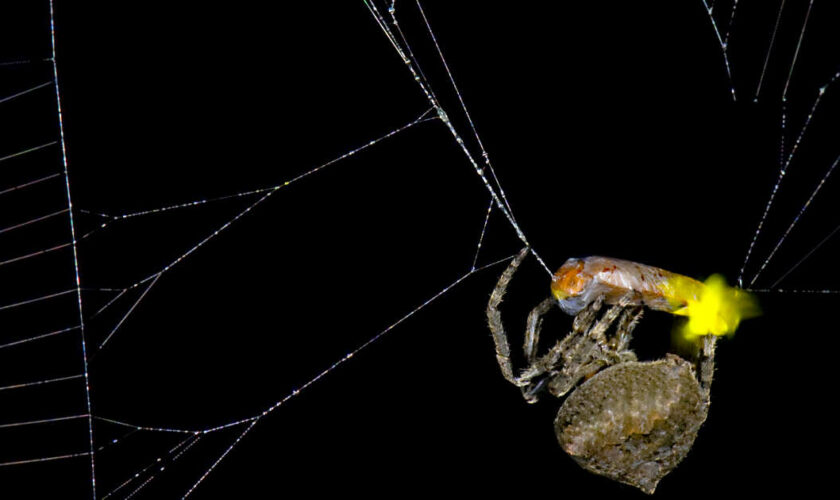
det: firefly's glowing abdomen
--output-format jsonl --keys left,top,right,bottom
{"left": 550, "top": 256, "right": 758, "bottom": 339}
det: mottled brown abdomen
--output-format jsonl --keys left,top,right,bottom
{"left": 554, "top": 356, "right": 708, "bottom": 494}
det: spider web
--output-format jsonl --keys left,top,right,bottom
{"left": 0, "top": 1, "right": 838, "bottom": 498}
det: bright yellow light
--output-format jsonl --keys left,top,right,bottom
{"left": 672, "top": 274, "right": 760, "bottom": 339}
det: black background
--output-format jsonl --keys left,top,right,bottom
{"left": 1, "top": 1, "right": 839, "bottom": 498}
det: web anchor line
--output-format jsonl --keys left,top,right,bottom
{"left": 701, "top": 0, "right": 737, "bottom": 101}
{"left": 722, "top": 0, "right": 739, "bottom": 48}
{"left": 754, "top": 0, "right": 787, "bottom": 101}
{"left": 471, "top": 198, "right": 494, "bottom": 272}
{"left": 178, "top": 253, "right": 515, "bottom": 497}
{"left": 76, "top": 109, "right": 438, "bottom": 358}
{"left": 170, "top": 2, "right": 565, "bottom": 492}
{"left": 91, "top": 251, "right": 515, "bottom": 499}
{"left": 95, "top": 428, "right": 140, "bottom": 455}
{"left": 0, "top": 413, "right": 88, "bottom": 430}
{"left": 83, "top": 109, "right": 437, "bottom": 222}
{"left": 1, "top": 241, "right": 71, "bottom": 268}
{"left": 781, "top": 0, "right": 814, "bottom": 100}
{"left": 0, "top": 452, "right": 90, "bottom": 468}
{"left": 0, "top": 212, "right": 106, "bottom": 270}
{"left": 745, "top": 0, "right": 819, "bottom": 288}
{"left": 0, "top": 288, "right": 76, "bottom": 312}
{"left": 0, "top": 172, "right": 62, "bottom": 197}
{"left": 365, "top": 0, "right": 552, "bottom": 276}
{"left": 101, "top": 434, "right": 201, "bottom": 500}
{"left": 91, "top": 287, "right": 130, "bottom": 319}
{"left": 0, "top": 81, "right": 53, "bottom": 106}
{"left": 768, "top": 220, "right": 840, "bottom": 290}
{"left": 0, "top": 208, "right": 69, "bottom": 236}
{"left": 95, "top": 253, "right": 518, "bottom": 438}
{"left": 0, "top": 374, "right": 83, "bottom": 393}
{"left": 0, "top": 325, "right": 80, "bottom": 351}
{"left": 748, "top": 288, "right": 840, "bottom": 295}
{"left": 0, "top": 57, "right": 52, "bottom": 68}
{"left": 94, "top": 273, "right": 161, "bottom": 354}
{"left": 49, "top": 0, "right": 97, "bottom": 496}
{"left": 410, "top": 0, "right": 517, "bottom": 219}
{"left": 738, "top": 68, "right": 840, "bottom": 286}
{"left": 0, "top": 141, "right": 58, "bottom": 164}
{"left": 749, "top": 153, "right": 839, "bottom": 287}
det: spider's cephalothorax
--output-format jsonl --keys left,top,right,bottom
{"left": 486, "top": 247, "right": 717, "bottom": 494}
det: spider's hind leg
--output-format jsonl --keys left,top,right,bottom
{"left": 698, "top": 334, "right": 717, "bottom": 401}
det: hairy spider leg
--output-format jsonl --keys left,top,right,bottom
{"left": 487, "top": 247, "right": 645, "bottom": 403}
{"left": 518, "top": 296, "right": 607, "bottom": 402}
{"left": 539, "top": 296, "right": 641, "bottom": 400}
{"left": 486, "top": 246, "right": 531, "bottom": 388}
{"left": 699, "top": 335, "right": 717, "bottom": 401}
{"left": 523, "top": 297, "right": 554, "bottom": 364}
{"left": 611, "top": 307, "right": 644, "bottom": 353}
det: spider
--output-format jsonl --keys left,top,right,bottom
{"left": 486, "top": 247, "right": 720, "bottom": 494}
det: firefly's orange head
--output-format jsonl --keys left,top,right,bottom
{"left": 551, "top": 258, "right": 588, "bottom": 300}
{"left": 550, "top": 258, "right": 597, "bottom": 315}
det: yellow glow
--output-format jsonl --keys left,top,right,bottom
{"left": 672, "top": 274, "right": 759, "bottom": 339}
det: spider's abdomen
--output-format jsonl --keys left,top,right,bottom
{"left": 554, "top": 355, "right": 708, "bottom": 494}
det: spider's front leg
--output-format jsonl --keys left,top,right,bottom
{"left": 512, "top": 295, "right": 569, "bottom": 402}
{"left": 486, "top": 246, "right": 532, "bottom": 388}
{"left": 607, "top": 305, "right": 644, "bottom": 363}
{"left": 486, "top": 248, "right": 646, "bottom": 404}
{"left": 523, "top": 297, "right": 554, "bottom": 364}
{"left": 540, "top": 293, "right": 643, "bottom": 399}
{"left": 513, "top": 295, "right": 607, "bottom": 401}
{"left": 514, "top": 296, "right": 600, "bottom": 401}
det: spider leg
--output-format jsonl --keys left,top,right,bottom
{"left": 572, "top": 294, "right": 605, "bottom": 334}
{"left": 698, "top": 334, "right": 717, "bottom": 401}
{"left": 542, "top": 294, "right": 635, "bottom": 398}
{"left": 517, "top": 295, "right": 604, "bottom": 397}
{"left": 584, "top": 295, "right": 629, "bottom": 343}
{"left": 608, "top": 306, "right": 644, "bottom": 362}
{"left": 515, "top": 296, "right": 613, "bottom": 400}
{"left": 486, "top": 246, "right": 530, "bottom": 387}
{"left": 524, "top": 297, "right": 555, "bottom": 364}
